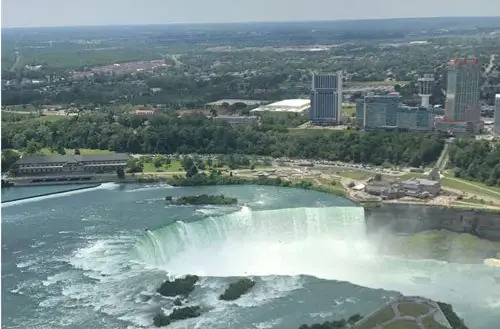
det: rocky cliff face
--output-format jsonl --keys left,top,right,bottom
{"left": 365, "top": 204, "right": 500, "bottom": 241}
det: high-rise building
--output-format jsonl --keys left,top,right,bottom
{"left": 362, "top": 94, "right": 402, "bottom": 130}
{"left": 445, "top": 58, "right": 481, "bottom": 125}
{"left": 418, "top": 74, "right": 434, "bottom": 108}
{"left": 310, "top": 72, "right": 342, "bottom": 125}
{"left": 495, "top": 94, "right": 500, "bottom": 134}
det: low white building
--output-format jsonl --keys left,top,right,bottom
{"left": 251, "top": 99, "right": 310, "bottom": 113}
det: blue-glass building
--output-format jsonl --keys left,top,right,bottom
{"left": 310, "top": 72, "right": 342, "bottom": 125}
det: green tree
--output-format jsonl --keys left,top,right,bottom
{"left": 26, "top": 141, "right": 41, "bottom": 155}
{"left": 74, "top": 148, "right": 81, "bottom": 155}
{"left": 1, "top": 150, "right": 20, "bottom": 173}
{"left": 186, "top": 164, "right": 198, "bottom": 178}
{"left": 153, "top": 155, "right": 165, "bottom": 168}
{"left": 57, "top": 145, "right": 66, "bottom": 155}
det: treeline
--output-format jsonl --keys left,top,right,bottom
{"left": 1, "top": 112, "right": 444, "bottom": 167}
{"left": 448, "top": 139, "right": 500, "bottom": 186}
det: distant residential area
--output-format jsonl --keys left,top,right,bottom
{"left": 1, "top": 18, "right": 500, "bottom": 206}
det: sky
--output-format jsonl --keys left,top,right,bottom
{"left": 2, "top": 0, "right": 500, "bottom": 28}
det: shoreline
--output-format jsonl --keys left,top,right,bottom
{"left": 3, "top": 174, "right": 500, "bottom": 214}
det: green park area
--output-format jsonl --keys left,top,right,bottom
{"left": 421, "top": 316, "right": 450, "bottom": 329}
{"left": 442, "top": 175, "right": 500, "bottom": 200}
{"left": 384, "top": 320, "right": 420, "bottom": 329}
{"left": 355, "top": 306, "right": 395, "bottom": 329}
{"left": 342, "top": 105, "right": 356, "bottom": 117}
{"left": 398, "top": 302, "right": 429, "bottom": 317}
{"left": 142, "top": 160, "right": 183, "bottom": 173}
{"left": 336, "top": 170, "right": 372, "bottom": 181}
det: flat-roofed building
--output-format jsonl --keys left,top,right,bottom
{"left": 310, "top": 72, "right": 343, "bottom": 125}
{"left": 435, "top": 119, "right": 474, "bottom": 133}
{"left": 251, "top": 99, "right": 310, "bottom": 113}
{"left": 402, "top": 178, "right": 441, "bottom": 197}
{"left": 363, "top": 94, "right": 402, "bottom": 130}
{"left": 206, "top": 99, "right": 267, "bottom": 108}
{"left": 16, "top": 153, "right": 130, "bottom": 175}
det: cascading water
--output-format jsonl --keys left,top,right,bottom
{"left": 134, "top": 206, "right": 373, "bottom": 279}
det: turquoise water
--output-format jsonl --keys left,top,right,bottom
{"left": 1, "top": 184, "right": 96, "bottom": 202}
{"left": 1, "top": 184, "right": 499, "bottom": 328}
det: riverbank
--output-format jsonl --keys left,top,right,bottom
{"left": 5, "top": 172, "right": 500, "bottom": 214}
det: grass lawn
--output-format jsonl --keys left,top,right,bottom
{"left": 458, "top": 198, "right": 489, "bottom": 205}
{"left": 142, "top": 160, "right": 183, "bottom": 173}
{"left": 421, "top": 316, "right": 450, "bottom": 329}
{"left": 3, "top": 104, "right": 38, "bottom": 112}
{"left": 442, "top": 176, "right": 500, "bottom": 199}
{"left": 297, "top": 177, "right": 347, "bottom": 196}
{"left": 397, "top": 172, "right": 424, "bottom": 180}
{"left": 355, "top": 306, "right": 395, "bottom": 329}
{"left": 384, "top": 319, "right": 420, "bottom": 329}
{"left": 336, "top": 170, "right": 372, "bottom": 180}
{"left": 397, "top": 302, "right": 429, "bottom": 317}
{"left": 253, "top": 163, "right": 275, "bottom": 170}
{"left": 342, "top": 105, "right": 356, "bottom": 117}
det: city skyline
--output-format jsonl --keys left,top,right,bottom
{"left": 2, "top": 0, "right": 500, "bottom": 28}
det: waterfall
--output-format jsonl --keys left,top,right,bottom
{"left": 133, "top": 206, "right": 370, "bottom": 277}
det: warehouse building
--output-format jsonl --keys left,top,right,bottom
{"left": 250, "top": 99, "right": 310, "bottom": 113}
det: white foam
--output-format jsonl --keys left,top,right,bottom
{"left": 16, "top": 258, "right": 38, "bottom": 269}
{"left": 125, "top": 184, "right": 174, "bottom": 193}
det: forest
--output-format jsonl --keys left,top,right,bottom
{"left": 448, "top": 139, "right": 500, "bottom": 186}
{"left": 1, "top": 111, "right": 445, "bottom": 169}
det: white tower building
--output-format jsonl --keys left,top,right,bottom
{"left": 418, "top": 74, "right": 434, "bottom": 108}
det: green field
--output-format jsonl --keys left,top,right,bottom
{"left": 397, "top": 172, "right": 424, "bottom": 180}
{"left": 342, "top": 105, "right": 356, "bottom": 117}
{"left": 397, "top": 302, "right": 429, "bottom": 317}
{"left": 142, "top": 160, "right": 183, "bottom": 173}
{"left": 421, "top": 316, "right": 449, "bottom": 329}
{"left": 442, "top": 176, "right": 500, "bottom": 200}
{"left": 355, "top": 306, "right": 395, "bottom": 329}
{"left": 385, "top": 320, "right": 420, "bottom": 329}
{"left": 336, "top": 170, "right": 372, "bottom": 180}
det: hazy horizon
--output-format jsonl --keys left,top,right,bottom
{"left": 3, "top": 0, "right": 500, "bottom": 28}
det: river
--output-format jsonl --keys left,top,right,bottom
{"left": 1, "top": 184, "right": 499, "bottom": 328}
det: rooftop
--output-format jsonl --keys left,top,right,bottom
{"left": 17, "top": 153, "right": 130, "bottom": 165}
{"left": 251, "top": 99, "right": 310, "bottom": 113}
{"left": 206, "top": 99, "right": 267, "bottom": 106}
